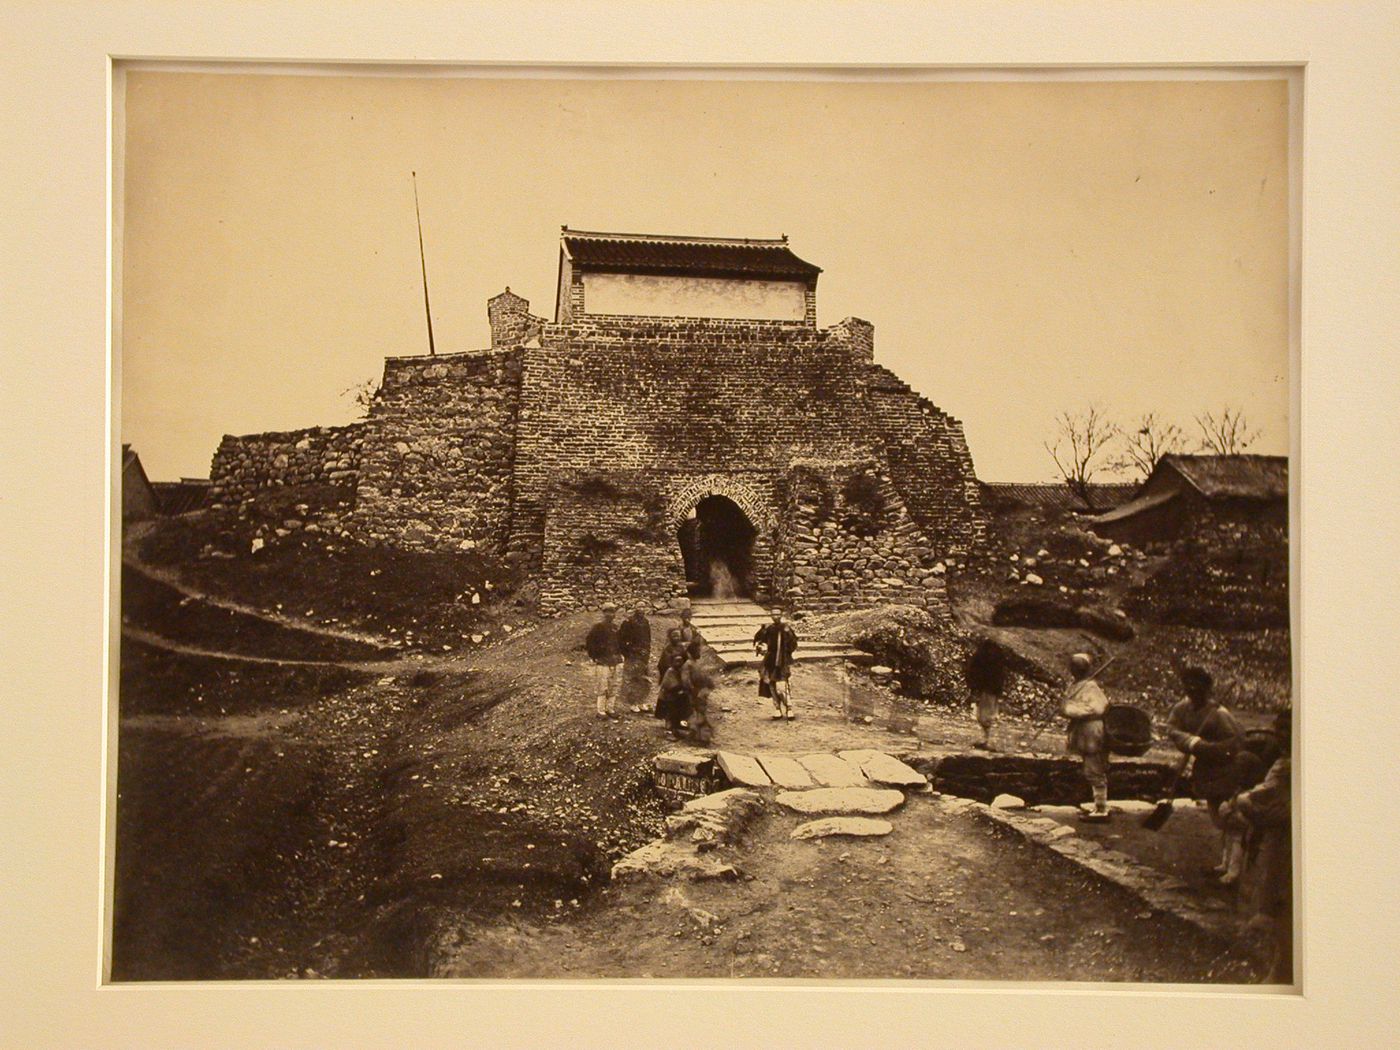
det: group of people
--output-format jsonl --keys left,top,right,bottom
{"left": 965, "top": 638, "right": 1293, "bottom": 982}
{"left": 584, "top": 602, "right": 802, "bottom": 742}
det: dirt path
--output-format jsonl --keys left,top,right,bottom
{"left": 435, "top": 793, "right": 1253, "bottom": 981}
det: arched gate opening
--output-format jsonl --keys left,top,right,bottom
{"left": 677, "top": 495, "right": 757, "bottom": 599}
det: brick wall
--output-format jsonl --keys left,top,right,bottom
{"left": 352, "top": 348, "right": 523, "bottom": 553}
{"left": 867, "top": 365, "right": 989, "bottom": 555}
{"left": 208, "top": 424, "right": 363, "bottom": 507}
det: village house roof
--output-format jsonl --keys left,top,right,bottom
{"left": 1157, "top": 454, "right": 1289, "bottom": 501}
{"left": 560, "top": 227, "right": 822, "bottom": 281}
{"left": 1083, "top": 454, "right": 1288, "bottom": 529}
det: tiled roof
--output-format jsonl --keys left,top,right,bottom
{"left": 152, "top": 480, "right": 210, "bottom": 515}
{"left": 1161, "top": 454, "right": 1288, "bottom": 501}
{"left": 979, "top": 482, "right": 1137, "bottom": 512}
{"left": 561, "top": 228, "right": 821, "bottom": 280}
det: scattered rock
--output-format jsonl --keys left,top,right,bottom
{"left": 790, "top": 817, "right": 893, "bottom": 840}
{"left": 1024, "top": 573, "right": 1044, "bottom": 586}
{"left": 991, "top": 793, "right": 1026, "bottom": 810}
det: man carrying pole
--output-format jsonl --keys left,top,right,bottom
{"left": 1061, "top": 652, "right": 1112, "bottom": 821}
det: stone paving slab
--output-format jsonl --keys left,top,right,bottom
{"left": 714, "top": 751, "right": 772, "bottom": 788}
{"left": 754, "top": 753, "right": 815, "bottom": 789}
{"left": 775, "top": 787, "right": 906, "bottom": 815}
{"left": 790, "top": 817, "right": 894, "bottom": 840}
{"left": 837, "top": 749, "right": 929, "bottom": 789}
{"left": 796, "top": 753, "right": 868, "bottom": 787}
{"left": 653, "top": 749, "right": 716, "bottom": 776}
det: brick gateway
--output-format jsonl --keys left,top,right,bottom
{"left": 209, "top": 229, "right": 988, "bottom": 616}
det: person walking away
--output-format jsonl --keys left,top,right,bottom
{"left": 681, "top": 640, "right": 714, "bottom": 744}
{"left": 1165, "top": 666, "right": 1248, "bottom": 884}
{"left": 1219, "top": 707, "right": 1292, "bottom": 983}
{"left": 1061, "top": 652, "right": 1112, "bottom": 821}
{"left": 584, "top": 603, "right": 623, "bottom": 720}
{"left": 617, "top": 606, "right": 652, "bottom": 713}
{"left": 754, "top": 609, "right": 799, "bottom": 721}
{"left": 965, "top": 639, "right": 1007, "bottom": 750}
{"left": 655, "top": 627, "right": 690, "bottom": 736}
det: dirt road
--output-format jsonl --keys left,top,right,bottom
{"left": 436, "top": 793, "right": 1252, "bottom": 981}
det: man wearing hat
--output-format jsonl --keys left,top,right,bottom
{"left": 584, "top": 603, "right": 624, "bottom": 719}
{"left": 1061, "top": 652, "right": 1112, "bottom": 821}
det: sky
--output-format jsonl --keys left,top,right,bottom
{"left": 120, "top": 71, "right": 1290, "bottom": 482}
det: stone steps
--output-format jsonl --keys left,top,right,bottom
{"left": 708, "top": 643, "right": 870, "bottom": 667}
{"left": 686, "top": 600, "right": 866, "bottom": 667}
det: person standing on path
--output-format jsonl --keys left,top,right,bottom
{"left": 584, "top": 603, "right": 623, "bottom": 720}
{"left": 1165, "top": 665, "right": 1248, "bottom": 884}
{"left": 1220, "top": 707, "right": 1292, "bottom": 983}
{"left": 680, "top": 640, "right": 714, "bottom": 745}
{"left": 753, "top": 609, "right": 799, "bottom": 721}
{"left": 655, "top": 627, "right": 691, "bottom": 738}
{"left": 677, "top": 605, "right": 705, "bottom": 650}
{"left": 965, "top": 639, "right": 1007, "bottom": 750}
{"left": 617, "top": 606, "right": 652, "bottom": 713}
{"left": 1061, "top": 652, "right": 1112, "bottom": 821}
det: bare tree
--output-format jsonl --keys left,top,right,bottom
{"left": 340, "top": 377, "right": 381, "bottom": 418}
{"left": 1044, "top": 405, "right": 1119, "bottom": 510}
{"left": 1111, "top": 412, "right": 1187, "bottom": 480}
{"left": 1195, "top": 406, "right": 1259, "bottom": 455}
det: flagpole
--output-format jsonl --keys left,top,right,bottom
{"left": 411, "top": 171, "right": 436, "bottom": 356}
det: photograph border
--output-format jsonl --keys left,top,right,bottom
{"left": 4, "top": 2, "right": 1398, "bottom": 1047}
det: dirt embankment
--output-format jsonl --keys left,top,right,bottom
{"left": 114, "top": 608, "right": 677, "bottom": 980}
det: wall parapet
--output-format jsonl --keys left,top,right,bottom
{"left": 208, "top": 424, "right": 364, "bottom": 506}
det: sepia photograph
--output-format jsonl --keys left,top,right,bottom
{"left": 111, "top": 66, "right": 1297, "bottom": 986}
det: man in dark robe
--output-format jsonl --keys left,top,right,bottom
{"left": 753, "top": 609, "right": 798, "bottom": 720}
{"left": 617, "top": 607, "right": 652, "bottom": 713}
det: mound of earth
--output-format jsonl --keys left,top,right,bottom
{"left": 130, "top": 486, "right": 518, "bottom": 649}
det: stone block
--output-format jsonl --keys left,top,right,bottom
{"left": 775, "top": 787, "right": 905, "bottom": 815}
{"left": 796, "top": 753, "right": 868, "bottom": 787}
{"left": 714, "top": 752, "right": 772, "bottom": 788}
{"left": 754, "top": 754, "right": 815, "bottom": 789}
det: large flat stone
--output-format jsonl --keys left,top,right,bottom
{"left": 775, "top": 787, "right": 906, "bottom": 815}
{"left": 754, "top": 753, "right": 814, "bottom": 789}
{"left": 714, "top": 751, "right": 772, "bottom": 788}
{"left": 838, "top": 750, "right": 929, "bottom": 789}
{"left": 796, "top": 753, "right": 868, "bottom": 787}
{"left": 682, "top": 787, "right": 762, "bottom": 813}
{"left": 610, "top": 841, "right": 740, "bottom": 883}
{"left": 790, "top": 817, "right": 894, "bottom": 840}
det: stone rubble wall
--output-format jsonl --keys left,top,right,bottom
{"left": 352, "top": 348, "right": 523, "bottom": 553}
{"left": 207, "top": 424, "right": 364, "bottom": 507}
{"left": 773, "top": 460, "right": 950, "bottom": 613}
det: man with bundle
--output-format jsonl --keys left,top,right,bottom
{"left": 1061, "top": 652, "right": 1112, "bottom": 822}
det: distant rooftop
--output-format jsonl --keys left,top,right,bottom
{"left": 560, "top": 227, "right": 822, "bottom": 281}
{"left": 1157, "top": 454, "right": 1288, "bottom": 501}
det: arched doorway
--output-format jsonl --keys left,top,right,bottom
{"left": 678, "top": 495, "right": 757, "bottom": 599}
